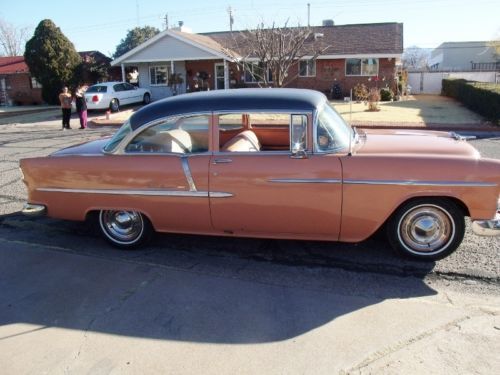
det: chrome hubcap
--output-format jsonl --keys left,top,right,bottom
{"left": 100, "top": 210, "right": 144, "bottom": 244}
{"left": 399, "top": 205, "right": 454, "bottom": 253}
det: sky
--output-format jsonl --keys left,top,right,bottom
{"left": 1, "top": 0, "right": 499, "bottom": 57}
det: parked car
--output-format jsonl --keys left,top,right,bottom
{"left": 20, "top": 89, "right": 499, "bottom": 260}
{"left": 84, "top": 81, "right": 151, "bottom": 112}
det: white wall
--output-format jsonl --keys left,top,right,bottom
{"left": 136, "top": 61, "right": 187, "bottom": 101}
{"left": 407, "top": 71, "right": 499, "bottom": 94}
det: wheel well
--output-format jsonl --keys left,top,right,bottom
{"left": 377, "top": 196, "right": 469, "bottom": 233}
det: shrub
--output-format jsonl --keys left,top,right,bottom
{"left": 367, "top": 87, "right": 380, "bottom": 111}
{"left": 380, "top": 87, "right": 394, "bottom": 101}
{"left": 442, "top": 79, "right": 500, "bottom": 123}
{"left": 353, "top": 83, "right": 368, "bottom": 102}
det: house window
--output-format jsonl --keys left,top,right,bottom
{"left": 31, "top": 77, "right": 42, "bottom": 89}
{"left": 299, "top": 60, "right": 316, "bottom": 77}
{"left": 346, "top": 58, "right": 379, "bottom": 76}
{"left": 149, "top": 65, "right": 169, "bottom": 85}
{"left": 244, "top": 62, "right": 273, "bottom": 83}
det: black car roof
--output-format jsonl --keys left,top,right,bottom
{"left": 129, "top": 88, "right": 326, "bottom": 130}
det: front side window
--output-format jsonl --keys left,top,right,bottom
{"left": 125, "top": 115, "right": 209, "bottom": 154}
{"left": 218, "top": 112, "right": 305, "bottom": 153}
{"left": 346, "top": 58, "right": 379, "bottom": 76}
{"left": 150, "top": 65, "right": 169, "bottom": 85}
{"left": 316, "top": 103, "right": 352, "bottom": 152}
{"left": 299, "top": 60, "right": 316, "bottom": 77}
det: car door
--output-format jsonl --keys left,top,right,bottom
{"left": 118, "top": 113, "right": 213, "bottom": 233}
{"left": 112, "top": 83, "right": 127, "bottom": 105}
{"left": 123, "top": 82, "right": 141, "bottom": 104}
{"left": 209, "top": 112, "right": 343, "bottom": 240}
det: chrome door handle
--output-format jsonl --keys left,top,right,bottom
{"left": 212, "top": 158, "right": 233, "bottom": 164}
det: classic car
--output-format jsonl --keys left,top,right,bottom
{"left": 20, "top": 89, "right": 500, "bottom": 260}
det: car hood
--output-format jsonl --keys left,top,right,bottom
{"left": 51, "top": 139, "right": 110, "bottom": 156}
{"left": 355, "top": 129, "right": 480, "bottom": 159}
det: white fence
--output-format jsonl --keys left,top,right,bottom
{"left": 408, "top": 71, "right": 500, "bottom": 95}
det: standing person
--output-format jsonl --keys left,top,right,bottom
{"left": 59, "top": 86, "right": 72, "bottom": 130}
{"left": 75, "top": 85, "right": 88, "bottom": 129}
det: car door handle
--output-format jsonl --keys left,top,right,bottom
{"left": 212, "top": 158, "right": 233, "bottom": 164}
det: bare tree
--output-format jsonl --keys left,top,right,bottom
{"left": 0, "top": 18, "right": 30, "bottom": 56}
{"left": 402, "top": 46, "right": 430, "bottom": 71}
{"left": 226, "top": 21, "right": 329, "bottom": 87}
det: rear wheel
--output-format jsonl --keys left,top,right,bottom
{"left": 143, "top": 93, "right": 151, "bottom": 104}
{"left": 110, "top": 99, "right": 120, "bottom": 112}
{"left": 98, "top": 210, "right": 152, "bottom": 249}
{"left": 387, "top": 198, "right": 465, "bottom": 260}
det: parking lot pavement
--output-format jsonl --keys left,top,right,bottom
{"left": 0, "top": 120, "right": 499, "bottom": 374}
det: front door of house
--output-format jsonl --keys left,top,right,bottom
{"left": 214, "top": 63, "right": 225, "bottom": 90}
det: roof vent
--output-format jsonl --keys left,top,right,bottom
{"left": 322, "top": 19, "right": 334, "bottom": 27}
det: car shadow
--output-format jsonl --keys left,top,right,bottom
{"left": 0, "top": 213, "right": 437, "bottom": 344}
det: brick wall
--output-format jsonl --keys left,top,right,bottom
{"left": 287, "top": 58, "right": 397, "bottom": 97}
{"left": 2, "top": 73, "right": 43, "bottom": 105}
{"left": 185, "top": 60, "right": 223, "bottom": 91}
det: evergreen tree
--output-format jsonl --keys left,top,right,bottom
{"left": 24, "top": 19, "right": 81, "bottom": 104}
{"left": 113, "top": 26, "right": 160, "bottom": 59}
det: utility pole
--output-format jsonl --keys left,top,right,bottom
{"left": 307, "top": 3, "right": 310, "bottom": 27}
{"left": 227, "top": 6, "right": 234, "bottom": 32}
{"left": 164, "top": 13, "right": 169, "bottom": 30}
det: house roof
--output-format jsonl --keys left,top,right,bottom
{"left": 205, "top": 22, "right": 404, "bottom": 57}
{"left": 0, "top": 56, "right": 29, "bottom": 74}
{"left": 112, "top": 22, "right": 403, "bottom": 66}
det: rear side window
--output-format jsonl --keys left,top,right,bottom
{"left": 86, "top": 85, "right": 107, "bottom": 93}
{"left": 125, "top": 115, "right": 209, "bottom": 154}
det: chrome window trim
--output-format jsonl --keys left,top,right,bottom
{"left": 37, "top": 187, "right": 233, "bottom": 198}
{"left": 268, "top": 178, "right": 342, "bottom": 184}
{"left": 214, "top": 151, "right": 292, "bottom": 156}
{"left": 343, "top": 179, "right": 497, "bottom": 187}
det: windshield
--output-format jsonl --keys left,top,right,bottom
{"left": 103, "top": 120, "right": 132, "bottom": 153}
{"left": 315, "top": 102, "right": 352, "bottom": 152}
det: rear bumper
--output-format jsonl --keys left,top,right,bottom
{"left": 22, "top": 203, "right": 46, "bottom": 217}
{"left": 472, "top": 212, "right": 500, "bottom": 236}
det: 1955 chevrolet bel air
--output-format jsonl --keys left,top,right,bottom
{"left": 20, "top": 89, "right": 500, "bottom": 260}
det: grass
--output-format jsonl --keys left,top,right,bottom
{"left": 331, "top": 95, "right": 485, "bottom": 125}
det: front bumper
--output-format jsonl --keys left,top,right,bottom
{"left": 472, "top": 212, "right": 500, "bottom": 237}
{"left": 22, "top": 203, "right": 46, "bottom": 217}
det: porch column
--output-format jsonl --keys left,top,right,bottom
{"left": 224, "top": 60, "right": 229, "bottom": 89}
{"left": 171, "top": 61, "right": 175, "bottom": 74}
{"left": 121, "top": 64, "right": 125, "bottom": 82}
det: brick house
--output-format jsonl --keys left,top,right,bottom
{"left": 0, "top": 56, "right": 43, "bottom": 105}
{"left": 111, "top": 22, "right": 403, "bottom": 100}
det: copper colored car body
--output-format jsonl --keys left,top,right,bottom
{"left": 20, "top": 89, "right": 500, "bottom": 260}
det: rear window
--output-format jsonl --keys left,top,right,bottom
{"left": 86, "top": 85, "right": 108, "bottom": 93}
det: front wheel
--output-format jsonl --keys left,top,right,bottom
{"left": 98, "top": 210, "right": 152, "bottom": 249}
{"left": 387, "top": 199, "right": 465, "bottom": 260}
{"left": 143, "top": 93, "right": 151, "bottom": 104}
